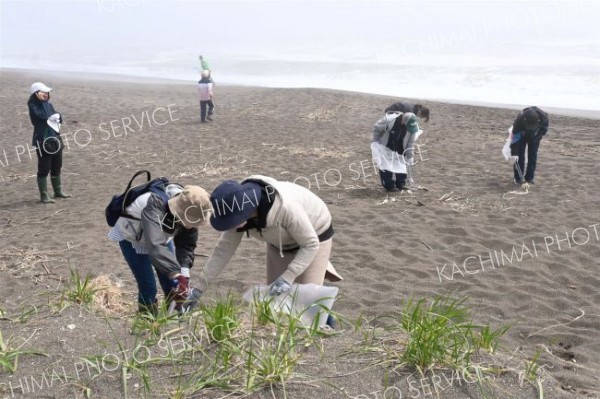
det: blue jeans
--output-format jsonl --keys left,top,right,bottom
{"left": 514, "top": 133, "right": 541, "bottom": 182}
{"left": 119, "top": 240, "right": 176, "bottom": 306}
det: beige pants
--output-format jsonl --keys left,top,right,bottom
{"left": 266, "top": 239, "right": 332, "bottom": 284}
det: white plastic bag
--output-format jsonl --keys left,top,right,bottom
{"left": 243, "top": 283, "right": 338, "bottom": 329}
{"left": 47, "top": 113, "right": 61, "bottom": 133}
{"left": 502, "top": 126, "right": 518, "bottom": 162}
{"left": 371, "top": 142, "right": 407, "bottom": 173}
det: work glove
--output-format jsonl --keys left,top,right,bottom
{"left": 173, "top": 274, "right": 190, "bottom": 298}
{"left": 48, "top": 113, "right": 61, "bottom": 123}
{"left": 268, "top": 276, "right": 292, "bottom": 297}
{"left": 170, "top": 274, "right": 197, "bottom": 313}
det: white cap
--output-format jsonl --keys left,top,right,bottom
{"left": 30, "top": 82, "right": 52, "bottom": 94}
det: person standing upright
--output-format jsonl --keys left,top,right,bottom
{"left": 197, "top": 70, "right": 214, "bottom": 123}
{"left": 510, "top": 106, "right": 549, "bottom": 185}
{"left": 28, "top": 82, "right": 70, "bottom": 203}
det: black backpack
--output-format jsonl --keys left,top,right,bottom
{"left": 105, "top": 170, "right": 170, "bottom": 227}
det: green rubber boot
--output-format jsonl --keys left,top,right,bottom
{"left": 51, "top": 176, "right": 71, "bottom": 198}
{"left": 37, "top": 177, "right": 55, "bottom": 204}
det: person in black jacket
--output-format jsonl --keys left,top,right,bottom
{"left": 27, "top": 82, "right": 70, "bottom": 203}
{"left": 385, "top": 101, "right": 430, "bottom": 122}
{"left": 107, "top": 184, "right": 212, "bottom": 314}
{"left": 510, "top": 106, "right": 549, "bottom": 185}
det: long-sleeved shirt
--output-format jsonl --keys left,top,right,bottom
{"left": 197, "top": 78, "right": 213, "bottom": 101}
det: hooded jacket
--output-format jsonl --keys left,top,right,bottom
{"left": 385, "top": 101, "right": 415, "bottom": 113}
{"left": 27, "top": 93, "right": 61, "bottom": 148}
{"left": 199, "top": 175, "right": 338, "bottom": 290}
{"left": 513, "top": 106, "right": 549, "bottom": 138}
{"left": 372, "top": 111, "right": 418, "bottom": 158}
{"left": 111, "top": 192, "right": 198, "bottom": 278}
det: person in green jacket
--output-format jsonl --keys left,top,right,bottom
{"left": 199, "top": 55, "right": 211, "bottom": 78}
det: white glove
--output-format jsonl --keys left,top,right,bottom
{"left": 48, "top": 113, "right": 61, "bottom": 123}
{"left": 268, "top": 277, "right": 292, "bottom": 296}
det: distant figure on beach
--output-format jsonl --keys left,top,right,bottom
{"left": 28, "top": 82, "right": 70, "bottom": 203}
{"left": 199, "top": 55, "right": 211, "bottom": 78}
{"left": 197, "top": 70, "right": 214, "bottom": 123}
{"left": 108, "top": 184, "right": 211, "bottom": 315}
{"left": 385, "top": 101, "right": 430, "bottom": 122}
{"left": 509, "top": 106, "right": 549, "bottom": 185}
{"left": 197, "top": 176, "right": 342, "bottom": 304}
{"left": 372, "top": 111, "right": 422, "bottom": 192}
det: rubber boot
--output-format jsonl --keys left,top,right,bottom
{"left": 51, "top": 176, "right": 71, "bottom": 198}
{"left": 37, "top": 177, "right": 55, "bottom": 204}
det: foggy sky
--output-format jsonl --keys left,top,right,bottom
{"left": 2, "top": 0, "right": 599, "bottom": 63}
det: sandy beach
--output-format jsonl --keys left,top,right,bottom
{"left": 0, "top": 69, "right": 599, "bottom": 399}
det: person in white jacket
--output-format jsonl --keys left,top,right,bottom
{"left": 198, "top": 175, "right": 342, "bottom": 297}
{"left": 371, "top": 111, "right": 421, "bottom": 191}
{"left": 197, "top": 70, "right": 214, "bottom": 123}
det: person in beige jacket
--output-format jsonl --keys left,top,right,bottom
{"left": 198, "top": 175, "right": 342, "bottom": 297}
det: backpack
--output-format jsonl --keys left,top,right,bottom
{"left": 105, "top": 170, "right": 170, "bottom": 227}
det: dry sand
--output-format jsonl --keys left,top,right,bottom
{"left": 0, "top": 69, "right": 599, "bottom": 399}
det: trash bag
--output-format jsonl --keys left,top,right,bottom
{"left": 243, "top": 283, "right": 338, "bottom": 329}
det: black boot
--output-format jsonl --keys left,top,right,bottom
{"left": 51, "top": 176, "right": 71, "bottom": 198}
{"left": 37, "top": 177, "right": 55, "bottom": 204}
{"left": 138, "top": 300, "right": 158, "bottom": 317}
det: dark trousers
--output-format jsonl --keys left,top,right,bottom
{"left": 119, "top": 240, "right": 176, "bottom": 306}
{"left": 379, "top": 170, "right": 407, "bottom": 191}
{"left": 200, "top": 100, "right": 214, "bottom": 122}
{"left": 514, "top": 134, "right": 541, "bottom": 182}
{"left": 36, "top": 148, "right": 63, "bottom": 178}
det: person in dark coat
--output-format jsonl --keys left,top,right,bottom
{"left": 510, "top": 106, "right": 549, "bottom": 185}
{"left": 27, "top": 82, "right": 70, "bottom": 203}
{"left": 385, "top": 101, "right": 430, "bottom": 122}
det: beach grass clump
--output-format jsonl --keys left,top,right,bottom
{"left": 400, "top": 295, "right": 477, "bottom": 369}
{"left": 64, "top": 267, "right": 98, "bottom": 306}
{"left": 251, "top": 292, "right": 278, "bottom": 326}
{"left": 524, "top": 348, "right": 542, "bottom": 383}
{"left": 349, "top": 294, "right": 510, "bottom": 372}
{"left": 0, "top": 330, "right": 47, "bottom": 373}
{"left": 201, "top": 293, "right": 242, "bottom": 343}
{"left": 131, "top": 301, "right": 182, "bottom": 343}
{"left": 474, "top": 324, "right": 510, "bottom": 354}
{"left": 243, "top": 309, "right": 304, "bottom": 396}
